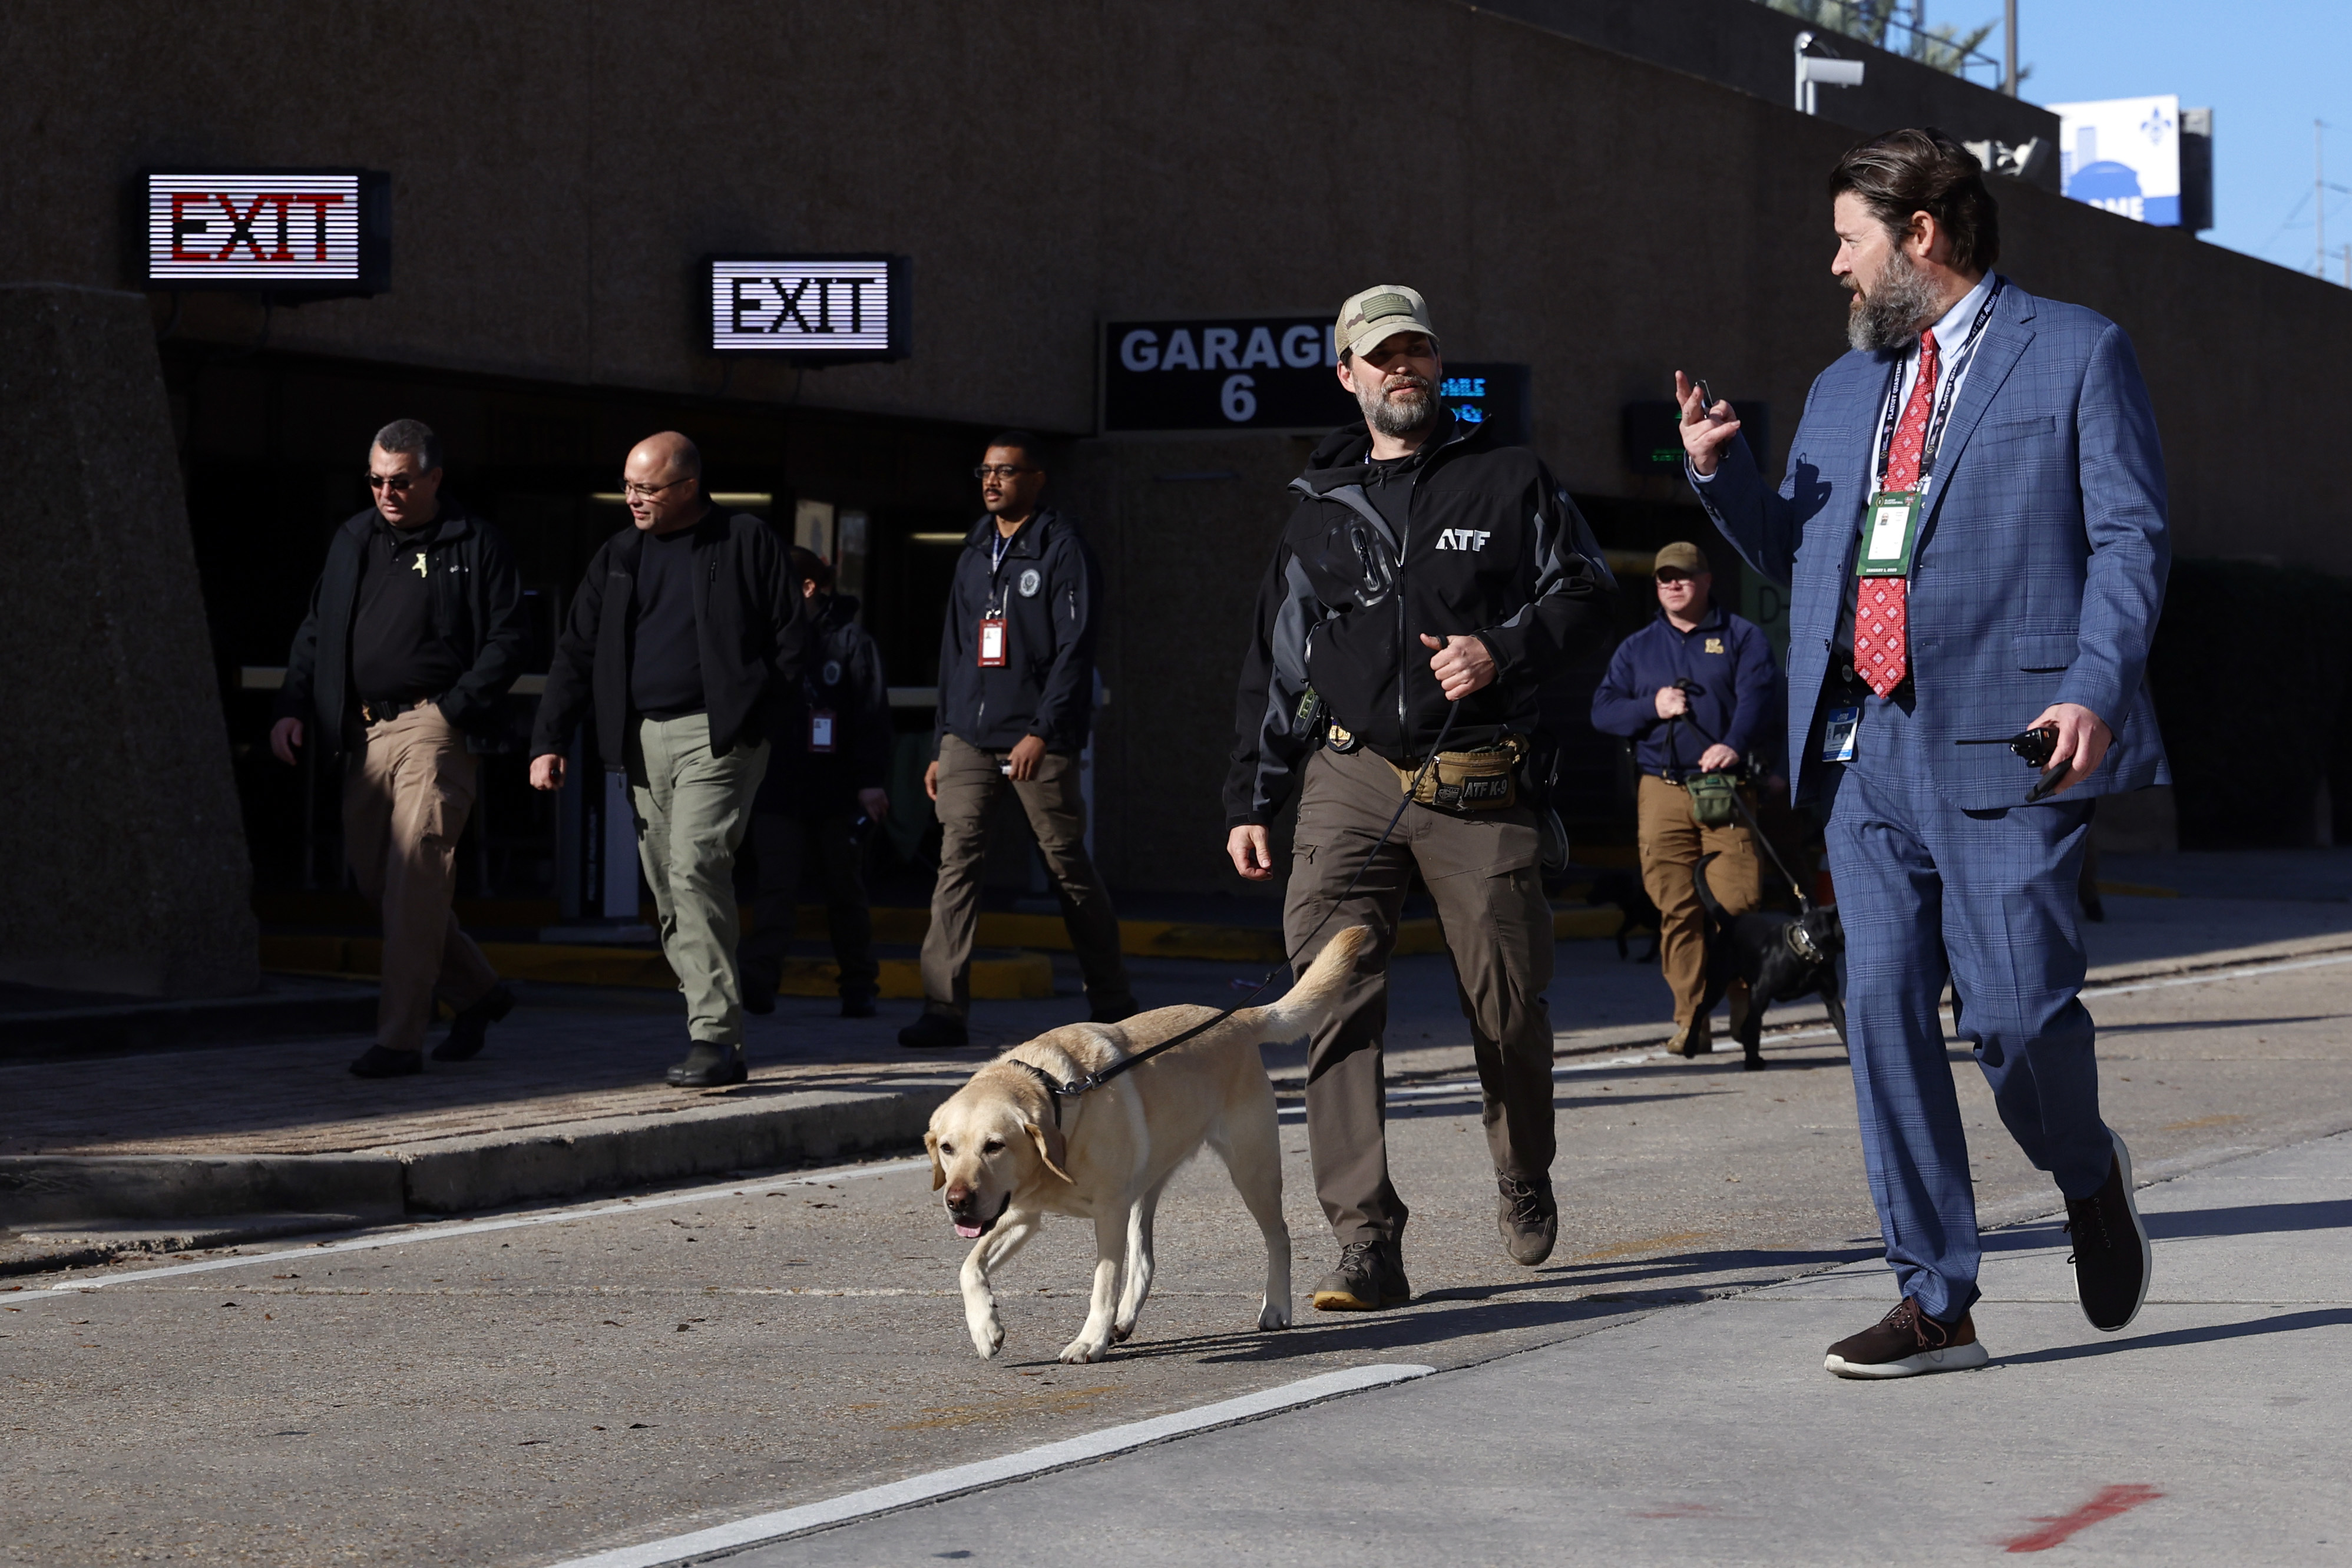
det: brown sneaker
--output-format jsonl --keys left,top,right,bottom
{"left": 1668, "top": 1015, "right": 1712, "bottom": 1058}
{"left": 1824, "top": 1297, "right": 1989, "bottom": 1379}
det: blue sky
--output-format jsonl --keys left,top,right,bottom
{"left": 1975, "top": 0, "right": 2352, "bottom": 277}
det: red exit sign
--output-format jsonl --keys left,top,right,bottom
{"left": 140, "top": 170, "right": 391, "bottom": 293}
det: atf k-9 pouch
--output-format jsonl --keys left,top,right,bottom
{"left": 1685, "top": 769, "right": 1739, "bottom": 828}
{"left": 1388, "top": 735, "right": 1527, "bottom": 813}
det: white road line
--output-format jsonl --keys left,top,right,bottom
{"left": 2, "top": 1159, "right": 932, "bottom": 1304}
{"left": 540, "top": 1362, "right": 1437, "bottom": 1568}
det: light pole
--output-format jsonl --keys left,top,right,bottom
{"left": 2004, "top": 0, "right": 2019, "bottom": 97}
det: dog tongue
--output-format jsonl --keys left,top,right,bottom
{"left": 954, "top": 1222, "right": 984, "bottom": 1239}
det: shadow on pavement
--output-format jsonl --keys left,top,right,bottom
{"left": 1994, "top": 1307, "right": 2352, "bottom": 1367}
{"left": 1986, "top": 1200, "right": 2352, "bottom": 1251}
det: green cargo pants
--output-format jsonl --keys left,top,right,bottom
{"left": 627, "top": 714, "right": 770, "bottom": 1048}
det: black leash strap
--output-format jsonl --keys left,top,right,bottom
{"left": 1028, "top": 697, "right": 1466, "bottom": 1110}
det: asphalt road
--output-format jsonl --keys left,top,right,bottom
{"left": 5, "top": 947, "right": 2350, "bottom": 1567}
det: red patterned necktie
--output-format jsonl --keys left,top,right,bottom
{"left": 1854, "top": 328, "right": 1940, "bottom": 698}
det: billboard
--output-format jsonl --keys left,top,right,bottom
{"left": 706, "top": 255, "right": 909, "bottom": 361}
{"left": 2050, "top": 96, "right": 2182, "bottom": 227}
{"left": 141, "top": 169, "right": 390, "bottom": 292}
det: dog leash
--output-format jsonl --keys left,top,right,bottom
{"left": 1660, "top": 690, "right": 1812, "bottom": 907}
{"left": 1018, "top": 696, "right": 1467, "bottom": 1116}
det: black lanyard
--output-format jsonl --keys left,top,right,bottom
{"left": 984, "top": 528, "right": 1015, "bottom": 618}
{"left": 1873, "top": 277, "right": 2003, "bottom": 492}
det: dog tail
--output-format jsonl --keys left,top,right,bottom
{"left": 1692, "top": 852, "right": 1728, "bottom": 924}
{"left": 1251, "top": 925, "right": 1372, "bottom": 1040}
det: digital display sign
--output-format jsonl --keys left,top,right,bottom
{"left": 1437, "top": 365, "right": 1531, "bottom": 448}
{"left": 140, "top": 169, "right": 389, "bottom": 292}
{"left": 707, "top": 255, "right": 909, "bottom": 361}
{"left": 1622, "top": 400, "right": 1770, "bottom": 475}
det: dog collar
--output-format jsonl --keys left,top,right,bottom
{"left": 1010, "top": 1059, "right": 1071, "bottom": 1127}
{"left": 1786, "top": 924, "right": 1824, "bottom": 965}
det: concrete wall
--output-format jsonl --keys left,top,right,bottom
{"left": 9, "top": 0, "right": 2351, "bottom": 891}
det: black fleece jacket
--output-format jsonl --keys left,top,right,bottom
{"left": 531, "top": 507, "right": 809, "bottom": 768}
{"left": 1225, "top": 414, "right": 1606, "bottom": 826}
{"left": 275, "top": 500, "right": 531, "bottom": 756}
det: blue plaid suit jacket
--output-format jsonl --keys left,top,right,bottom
{"left": 1695, "top": 277, "right": 2171, "bottom": 811}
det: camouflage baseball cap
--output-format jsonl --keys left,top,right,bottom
{"left": 1334, "top": 285, "right": 1439, "bottom": 360}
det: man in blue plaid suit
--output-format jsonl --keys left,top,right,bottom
{"left": 1680, "top": 128, "right": 2169, "bottom": 1378}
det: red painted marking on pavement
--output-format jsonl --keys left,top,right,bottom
{"left": 2004, "top": 1484, "right": 2165, "bottom": 1552}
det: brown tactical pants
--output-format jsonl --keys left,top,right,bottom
{"left": 343, "top": 704, "right": 500, "bottom": 1054}
{"left": 920, "top": 733, "right": 1134, "bottom": 1018}
{"left": 1285, "top": 745, "right": 1557, "bottom": 1247}
{"left": 1636, "top": 773, "right": 1763, "bottom": 1029}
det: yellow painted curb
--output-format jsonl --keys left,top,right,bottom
{"left": 258, "top": 937, "right": 1054, "bottom": 1001}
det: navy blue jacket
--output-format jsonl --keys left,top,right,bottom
{"left": 1589, "top": 605, "right": 1779, "bottom": 778}
{"left": 933, "top": 507, "right": 1101, "bottom": 752}
{"left": 756, "top": 592, "right": 891, "bottom": 816}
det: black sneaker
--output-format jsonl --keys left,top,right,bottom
{"left": 742, "top": 974, "right": 776, "bottom": 1017}
{"left": 1497, "top": 1173, "right": 1559, "bottom": 1266}
{"left": 898, "top": 1011, "right": 970, "bottom": 1050}
{"left": 2066, "top": 1130, "right": 2151, "bottom": 1332}
{"left": 1309, "top": 1239, "right": 1410, "bottom": 1311}
{"left": 349, "top": 1045, "right": 422, "bottom": 1079}
{"left": 1824, "top": 1297, "right": 1988, "bottom": 1379}
{"left": 839, "top": 992, "right": 877, "bottom": 1019}
{"left": 432, "top": 981, "right": 515, "bottom": 1061}
{"left": 1089, "top": 996, "right": 1141, "bottom": 1026}
{"left": 665, "top": 1043, "right": 748, "bottom": 1088}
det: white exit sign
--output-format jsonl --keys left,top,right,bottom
{"left": 706, "top": 255, "right": 909, "bottom": 361}
{"left": 140, "top": 169, "right": 390, "bottom": 292}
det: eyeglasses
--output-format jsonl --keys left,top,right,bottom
{"left": 366, "top": 472, "right": 421, "bottom": 492}
{"left": 619, "top": 477, "right": 689, "bottom": 501}
{"left": 973, "top": 465, "right": 1035, "bottom": 480}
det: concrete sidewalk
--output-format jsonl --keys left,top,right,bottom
{"left": 6, "top": 872, "right": 2349, "bottom": 1266}
{"left": 752, "top": 1126, "right": 2352, "bottom": 1566}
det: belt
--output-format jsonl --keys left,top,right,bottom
{"left": 360, "top": 695, "right": 439, "bottom": 725}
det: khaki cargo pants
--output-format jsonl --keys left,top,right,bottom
{"left": 920, "top": 733, "right": 1134, "bottom": 1018}
{"left": 1285, "top": 745, "right": 1557, "bottom": 1248}
{"left": 343, "top": 704, "right": 500, "bottom": 1054}
{"left": 627, "top": 714, "right": 770, "bottom": 1048}
{"left": 1636, "top": 773, "right": 1763, "bottom": 1031}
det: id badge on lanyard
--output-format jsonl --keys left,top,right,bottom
{"left": 808, "top": 709, "right": 836, "bottom": 753}
{"left": 978, "top": 617, "right": 1008, "bottom": 667}
{"left": 1857, "top": 490, "right": 1922, "bottom": 578}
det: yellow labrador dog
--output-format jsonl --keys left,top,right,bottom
{"left": 927, "top": 925, "right": 1369, "bottom": 1364}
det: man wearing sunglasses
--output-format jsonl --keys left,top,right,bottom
{"left": 898, "top": 432, "right": 1135, "bottom": 1051}
{"left": 273, "top": 420, "right": 531, "bottom": 1077}
{"left": 1589, "top": 542, "right": 1779, "bottom": 1058}
{"left": 530, "top": 431, "right": 808, "bottom": 1087}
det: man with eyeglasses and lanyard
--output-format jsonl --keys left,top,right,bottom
{"left": 530, "top": 431, "right": 808, "bottom": 1087}
{"left": 273, "top": 419, "right": 531, "bottom": 1077}
{"left": 898, "top": 432, "right": 1136, "bottom": 1051}
{"left": 1679, "top": 129, "right": 2170, "bottom": 1378}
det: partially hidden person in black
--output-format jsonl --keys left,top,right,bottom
{"left": 737, "top": 546, "right": 892, "bottom": 1018}
{"left": 272, "top": 419, "right": 530, "bottom": 1078}
{"left": 528, "top": 431, "right": 809, "bottom": 1088}
{"left": 898, "top": 432, "right": 1137, "bottom": 1051}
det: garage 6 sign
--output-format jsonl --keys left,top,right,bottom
{"left": 1099, "top": 315, "right": 1355, "bottom": 434}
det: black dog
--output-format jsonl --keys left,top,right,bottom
{"left": 1585, "top": 868, "right": 1662, "bottom": 963}
{"left": 1691, "top": 852, "right": 1848, "bottom": 1071}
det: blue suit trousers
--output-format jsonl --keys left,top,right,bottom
{"left": 1824, "top": 692, "right": 2113, "bottom": 1321}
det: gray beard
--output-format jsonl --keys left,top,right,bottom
{"left": 1359, "top": 379, "right": 1436, "bottom": 438}
{"left": 1847, "top": 250, "right": 1943, "bottom": 353}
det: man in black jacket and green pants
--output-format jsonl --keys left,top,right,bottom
{"left": 273, "top": 419, "right": 530, "bottom": 1077}
{"left": 530, "top": 432, "right": 808, "bottom": 1087}
{"left": 1226, "top": 287, "right": 1606, "bottom": 1308}
{"left": 898, "top": 432, "right": 1136, "bottom": 1051}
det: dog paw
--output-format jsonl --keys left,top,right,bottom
{"left": 1058, "top": 1337, "right": 1109, "bottom": 1364}
{"left": 1110, "top": 1321, "right": 1135, "bottom": 1343}
{"left": 1743, "top": 1055, "right": 1769, "bottom": 1071}
{"left": 1258, "top": 1301, "right": 1292, "bottom": 1331}
{"left": 970, "top": 1317, "right": 1005, "bottom": 1358}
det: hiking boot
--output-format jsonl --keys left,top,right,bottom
{"left": 349, "top": 1045, "right": 422, "bottom": 1079}
{"left": 432, "top": 981, "right": 515, "bottom": 1062}
{"left": 1669, "top": 1015, "right": 1712, "bottom": 1058}
{"left": 665, "top": 1042, "right": 748, "bottom": 1088}
{"left": 1824, "top": 1297, "right": 1988, "bottom": 1379}
{"left": 898, "top": 1011, "right": 970, "bottom": 1050}
{"left": 839, "top": 991, "right": 877, "bottom": 1019}
{"left": 1309, "top": 1239, "right": 1410, "bottom": 1312}
{"left": 1497, "top": 1174, "right": 1559, "bottom": 1266}
{"left": 2066, "top": 1131, "right": 2151, "bottom": 1332}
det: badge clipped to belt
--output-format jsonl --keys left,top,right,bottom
{"left": 977, "top": 616, "right": 1008, "bottom": 667}
{"left": 808, "top": 709, "right": 836, "bottom": 753}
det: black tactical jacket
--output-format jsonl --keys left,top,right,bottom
{"left": 932, "top": 506, "right": 1103, "bottom": 752}
{"left": 1225, "top": 414, "right": 1606, "bottom": 826}
{"left": 275, "top": 499, "right": 531, "bottom": 757}
{"left": 755, "top": 591, "right": 891, "bottom": 816}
